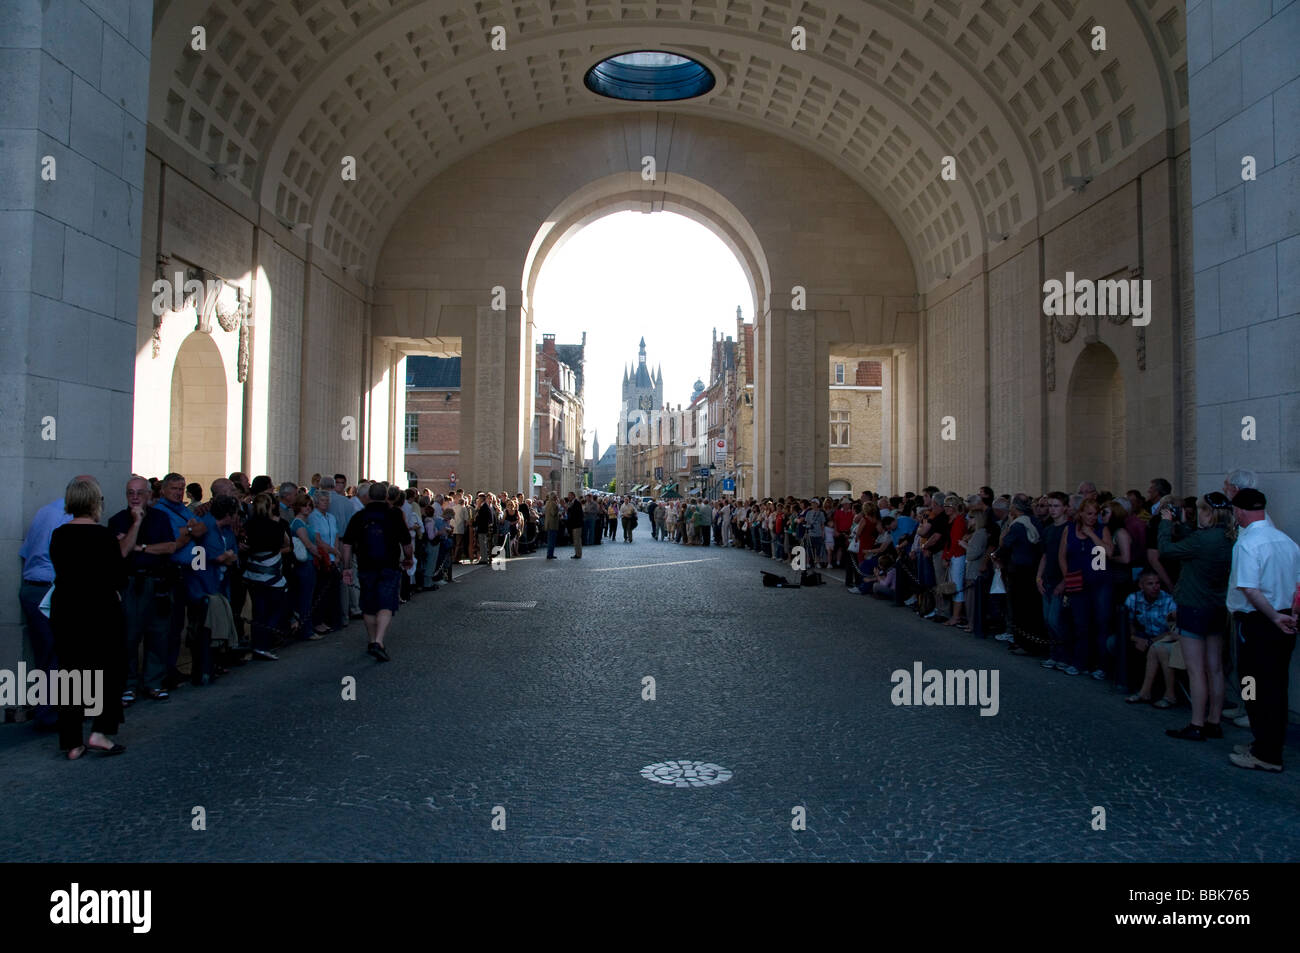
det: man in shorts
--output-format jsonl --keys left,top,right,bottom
{"left": 340, "top": 483, "right": 414, "bottom": 662}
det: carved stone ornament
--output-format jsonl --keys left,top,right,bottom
{"left": 152, "top": 256, "right": 251, "bottom": 381}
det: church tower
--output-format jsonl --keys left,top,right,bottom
{"left": 617, "top": 337, "right": 660, "bottom": 490}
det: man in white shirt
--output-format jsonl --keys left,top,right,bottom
{"left": 1226, "top": 489, "right": 1299, "bottom": 772}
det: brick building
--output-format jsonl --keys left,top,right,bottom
{"left": 534, "top": 333, "right": 586, "bottom": 496}
{"left": 404, "top": 357, "right": 462, "bottom": 493}
{"left": 828, "top": 356, "right": 885, "bottom": 498}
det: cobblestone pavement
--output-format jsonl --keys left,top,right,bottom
{"left": 4, "top": 538, "right": 1299, "bottom": 862}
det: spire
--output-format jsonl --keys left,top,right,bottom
{"left": 736, "top": 304, "right": 742, "bottom": 322}
{"left": 638, "top": 336, "right": 647, "bottom": 365}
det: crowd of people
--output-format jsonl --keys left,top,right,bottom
{"left": 630, "top": 471, "right": 1299, "bottom": 772}
{"left": 16, "top": 470, "right": 576, "bottom": 760}
{"left": 17, "top": 467, "right": 1299, "bottom": 773}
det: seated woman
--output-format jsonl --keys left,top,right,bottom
{"left": 1123, "top": 570, "right": 1180, "bottom": 708}
{"left": 849, "top": 554, "right": 896, "bottom": 600}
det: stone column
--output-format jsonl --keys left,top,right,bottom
{"left": 753, "top": 309, "right": 768, "bottom": 497}
{"left": 0, "top": 0, "right": 151, "bottom": 676}
{"left": 781, "top": 308, "right": 817, "bottom": 497}
{"left": 1188, "top": 0, "right": 1300, "bottom": 535}
{"left": 1187, "top": 0, "right": 1300, "bottom": 713}
{"left": 470, "top": 306, "right": 506, "bottom": 491}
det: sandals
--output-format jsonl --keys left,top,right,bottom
{"left": 85, "top": 741, "right": 126, "bottom": 755}
{"left": 1152, "top": 698, "right": 1174, "bottom": 709}
{"left": 1125, "top": 694, "right": 1151, "bottom": 704}
{"left": 121, "top": 690, "right": 135, "bottom": 707}
{"left": 143, "top": 688, "right": 169, "bottom": 701}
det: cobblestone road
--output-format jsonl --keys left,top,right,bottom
{"left": 4, "top": 536, "right": 1298, "bottom": 862}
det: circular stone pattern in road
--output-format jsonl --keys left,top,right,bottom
{"left": 641, "top": 760, "right": 733, "bottom": 788}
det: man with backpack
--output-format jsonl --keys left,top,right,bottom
{"left": 339, "top": 483, "right": 413, "bottom": 662}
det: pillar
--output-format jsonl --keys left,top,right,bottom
{"left": 0, "top": 0, "right": 152, "bottom": 677}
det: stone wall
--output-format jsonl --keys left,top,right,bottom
{"left": 1187, "top": 0, "right": 1300, "bottom": 713}
{"left": 1, "top": 0, "right": 152, "bottom": 681}
{"left": 1188, "top": 0, "right": 1300, "bottom": 537}
{"left": 919, "top": 134, "right": 1191, "bottom": 501}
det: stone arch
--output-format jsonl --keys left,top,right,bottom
{"left": 371, "top": 113, "right": 918, "bottom": 499}
{"left": 169, "top": 331, "right": 230, "bottom": 493}
{"left": 828, "top": 479, "right": 852, "bottom": 498}
{"left": 522, "top": 173, "right": 772, "bottom": 323}
{"left": 1065, "top": 343, "right": 1126, "bottom": 493}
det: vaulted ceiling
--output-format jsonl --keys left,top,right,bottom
{"left": 148, "top": 0, "right": 1188, "bottom": 289}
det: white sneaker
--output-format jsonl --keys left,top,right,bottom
{"left": 1234, "top": 714, "right": 1251, "bottom": 728}
{"left": 1063, "top": 666, "right": 1081, "bottom": 676}
{"left": 904, "top": 596, "right": 917, "bottom": 606}
{"left": 923, "top": 610, "right": 938, "bottom": 620}
{"left": 1222, "top": 705, "right": 1246, "bottom": 719}
{"left": 994, "top": 633, "right": 1014, "bottom": 642}
{"left": 1091, "top": 669, "right": 1106, "bottom": 680}
{"left": 1041, "top": 659, "right": 1057, "bottom": 669}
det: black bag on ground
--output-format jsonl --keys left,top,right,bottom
{"left": 801, "top": 570, "right": 825, "bottom": 586}
{"left": 761, "top": 570, "right": 800, "bottom": 588}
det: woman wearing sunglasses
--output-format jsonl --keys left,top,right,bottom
{"left": 1156, "top": 492, "right": 1237, "bottom": 741}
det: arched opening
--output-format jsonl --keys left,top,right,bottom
{"left": 828, "top": 479, "right": 852, "bottom": 499}
{"left": 169, "top": 331, "right": 229, "bottom": 492}
{"left": 1065, "top": 343, "right": 1126, "bottom": 493}
{"left": 526, "top": 196, "right": 759, "bottom": 508}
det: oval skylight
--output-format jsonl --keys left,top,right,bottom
{"left": 584, "top": 50, "right": 716, "bottom": 101}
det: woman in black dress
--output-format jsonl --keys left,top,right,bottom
{"left": 49, "top": 477, "right": 127, "bottom": 759}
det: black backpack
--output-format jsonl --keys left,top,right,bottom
{"left": 361, "top": 509, "right": 390, "bottom": 565}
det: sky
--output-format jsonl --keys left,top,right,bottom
{"left": 530, "top": 210, "right": 752, "bottom": 462}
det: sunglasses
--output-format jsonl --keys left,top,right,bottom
{"left": 1203, "top": 492, "right": 1232, "bottom": 510}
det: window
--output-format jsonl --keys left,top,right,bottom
{"left": 584, "top": 51, "right": 716, "bottom": 102}
{"left": 404, "top": 412, "right": 419, "bottom": 449}
{"left": 830, "top": 410, "right": 850, "bottom": 447}
{"left": 834, "top": 363, "right": 845, "bottom": 384}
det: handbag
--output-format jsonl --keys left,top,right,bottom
{"left": 936, "top": 580, "right": 957, "bottom": 596}
{"left": 292, "top": 534, "right": 310, "bottom": 562}
{"left": 1063, "top": 570, "right": 1084, "bottom": 593}
{"left": 847, "top": 536, "right": 861, "bottom": 555}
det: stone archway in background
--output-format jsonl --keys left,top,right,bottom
{"left": 169, "top": 331, "right": 229, "bottom": 492}
{"left": 1065, "top": 343, "right": 1126, "bottom": 494}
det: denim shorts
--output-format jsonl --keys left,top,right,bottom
{"left": 1176, "top": 604, "right": 1227, "bottom": 639}
{"left": 359, "top": 568, "right": 401, "bottom": 615}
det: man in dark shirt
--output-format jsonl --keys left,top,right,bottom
{"left": 1036, "top": 491, "right": 1071, "bottom": 671}
{"left": 566, "top": 492, "right": 584, "bottom": 558}
{"left": 108, "top": 477, "right": 179, "bottom": 703}
{"left": 340, "top": 482, "right": 413, "bottom": 662}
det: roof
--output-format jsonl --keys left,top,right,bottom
{"left": 406, "top": 356, "right": 461, "bottom": 388}
{"left": 554, "top": 343, "right": 585, "bottom": 395}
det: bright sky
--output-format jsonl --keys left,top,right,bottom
{"left": 531, "top": 210, "right": 752, "bottom": 461}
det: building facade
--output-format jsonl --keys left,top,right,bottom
{"left": 534, "top": 333, "right": 586, "bottom": 496}
{"left": 404, "top": 357, "right": 462, "bottom": 492}
{"left": 828, "top": 357, "right": 885, "bottom": 498}
{"left": 615, "top": 337, "right": 664, "bottom": 492}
